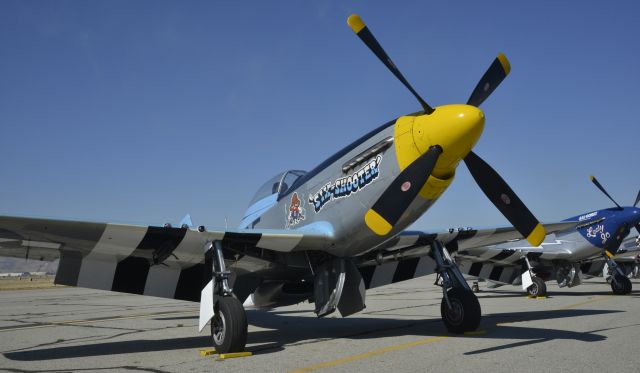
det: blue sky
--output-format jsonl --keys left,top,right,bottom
{"left": 1, "top": 1, "right": 639, "bottom": 232}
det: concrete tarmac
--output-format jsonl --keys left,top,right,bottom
{"left": 1, "top": 276, "right": 639, "bottom": 372}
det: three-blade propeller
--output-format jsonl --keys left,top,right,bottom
{"left": 348, "top": 14, "right": 544, "bottom": 246}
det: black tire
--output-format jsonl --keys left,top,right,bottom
{"left": 210, "top": 296, "right": 248, "bottom": 353}
{"left": 526, "top": 276, "right": 547, "bottom": 297}
{"left": 440, "top": 288, "right": 481, "bottom": 333}
{"left": 611, "top": 275, "right": 632, "bottom": 295}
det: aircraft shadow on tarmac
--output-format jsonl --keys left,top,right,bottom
{"left": 3, "top": 308, "right": 622, "bottom": 361}
{"left": 466, "top": 308, "right": 637, "bottom": 355}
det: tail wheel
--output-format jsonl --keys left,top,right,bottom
{"left": 611, "top": 275, "right": 632, "bottom": 295}
{"left": 526, "top": 276, "right": 547, "bottom": 297}
{"left": 211, "top": 296, "right": 248, "bottom": 353}
{"left": 440, "top": 288, "right": 481, "bottom": 333}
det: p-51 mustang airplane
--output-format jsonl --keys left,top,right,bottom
{"left": 0, "top": 15, "right": 561, "bottom": 353}
{"left": 453, "top": 176, "right": 640, "bottom": 297}
{"left": 580, "top": 232, "right": 640, "bottom": 283}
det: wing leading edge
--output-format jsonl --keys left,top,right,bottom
{"left": 354, "top": 221, "right": 578, "bottom": 289}
{"left": 0, "top": 215, "right": 331, "bottom": 301}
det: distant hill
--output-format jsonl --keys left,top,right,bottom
{"left": 0, "top": 257, "right": 59, "bottom": 274}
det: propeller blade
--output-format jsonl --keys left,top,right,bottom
{"left": 590, "top": 176, "right": 622, "bottom": 209}
{"left": 365, "top": 146, "right": 442, "bottom": 235}
{"left": 605, "top": 223, "right": 631, "bottom": 256}
{"left": 467, "top": 53, "right": 511, "bottom": 107}
{"left": 464, "top": 151, "right": 545, "bottom": 246}
{"left": 634, "top": 189, "right": 640, "bottom": 207}
{"left": 347, "top": 14, "right": 434, "bottom": 114}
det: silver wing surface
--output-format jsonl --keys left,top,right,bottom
{"left": 0, "top": 215, "right": 577, "bottom": 303}
{"left": 355, "top": 222, "right": 578, "bottom": 289}
{"left": 0, "top": 215, "right": 330, "bottom": 302}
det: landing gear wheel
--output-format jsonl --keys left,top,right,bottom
{"left": 611, "top": 275, "right": 632, "bottom": 295}
{"left": 526, "top": 276, "right": 547, "bottom": 297}
{"left": 211, "top": 296, "right": 248, "bottom": 353}
{"left": 440, "top": 288, "right": 481, "bottom": 333}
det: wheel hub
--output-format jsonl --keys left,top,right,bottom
{"left": 445, "top": 299, "right": 464, "bottom": 325}
{"left": 212, "top": 312, "right": 227, "bottom": 345}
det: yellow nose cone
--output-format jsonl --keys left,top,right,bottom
{"left": 412, "top": 104, "right": 484, "bottom": 177}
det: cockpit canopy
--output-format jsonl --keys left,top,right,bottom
{"left": 248, "top": 170, "right": 307, "bottom": 206}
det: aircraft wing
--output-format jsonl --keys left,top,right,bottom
{"left": 356, "top": 221, "right": 578, "bottom": 289}
{"left": 362, "top": 221, "right": 577, "bottom": 262}
{"left": 0, "top": 215, "right": 331, "bottom": 301}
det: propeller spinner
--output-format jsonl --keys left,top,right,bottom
{"left": 348, "top": 14, "right": 545, "bottom": 246}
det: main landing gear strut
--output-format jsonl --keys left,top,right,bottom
{"left": 431, "top": 240, "right": 481, "bottom": 333}
{"left": 205, "top": 241, "right": 248, "bottom": 353}
{"left": 606, "top": 254, "right": 632, "bottom": 295}
{"left": 522, "top": 255, "right": 547, "bottom": 297}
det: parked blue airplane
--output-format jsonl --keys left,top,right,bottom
{"left": 580, "top": 232, "right": 640, "bottom": 284}
{"left": 452, "top": 176, "right": 640, "bottom": 296}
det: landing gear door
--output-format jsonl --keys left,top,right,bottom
{"left": 314, "top": 258, "right": 345, "bottom": 317}
{"left": 521, "top": 269, "right": 533, "bottom": 290}
{"left": 337, "top": 259, "right": 366, "bottom": 317}
{"left": 314, "top": 258, "right": 366, "bottom": 317}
